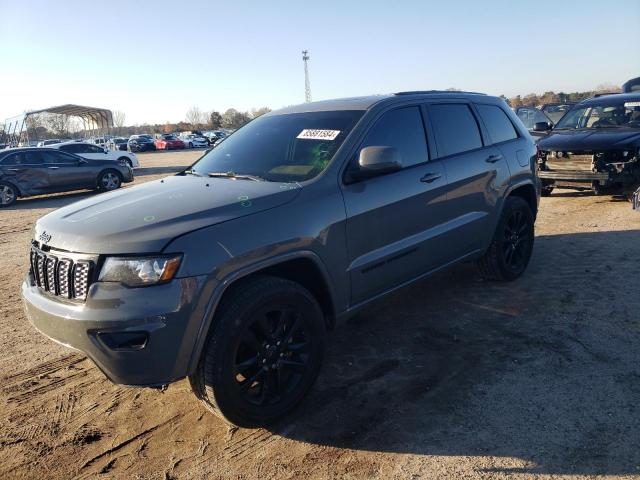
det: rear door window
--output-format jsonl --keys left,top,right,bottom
{"left": 360, "top": 106, "right": 428, "bottom": 168}
{"left": 428, "top": 104, "right": 483, "bottom": 157}
{"left": 42, "top": 151, "right": 79, "bottom": 165}
{"left": 7, "top": 151, "right": 45, "bottom": 165}
{"left": 476, "top": 104, "right": 519, "bottom": 144}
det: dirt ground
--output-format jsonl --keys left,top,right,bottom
{"left": 1, "top": 150, "right": 639, "bottom": 479}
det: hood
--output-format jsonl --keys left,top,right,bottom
{"left": 538, "top": 128, "right": 640, "bottom": 152}
{"left": 34, "top": 175, "right": 302, "bottom": 254}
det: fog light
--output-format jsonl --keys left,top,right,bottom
{"left": 97, "top": 332, "right": 148, "bottom": 351}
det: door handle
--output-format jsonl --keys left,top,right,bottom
{"left": 6, "top": 168, "right": 24, "bottom": 172}
{"left": 47, "top": 166, "right": 60, "bottom": 170}
{"left": 486, "top": 154, "right": 503, "bottom": 163}
{"left": 420, "top": 173, "right": 442, "bottom": 183}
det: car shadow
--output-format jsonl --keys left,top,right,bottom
{"left": 550, "top": 190, "right": 631, "bottom": 203}
{"left": 269, "top": 230, "right": 640, "bottom": 476}
{"left": 5, "top": 190, "right": 95, "bottom": 210}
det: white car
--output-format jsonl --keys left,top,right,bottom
{"left": 51, "top": 141, "right": 140, "bottom": 168}
{"left": 179, "top": 134, "right": 208, "bottom": 148}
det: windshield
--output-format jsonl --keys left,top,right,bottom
{"left": 189, "top": 110, "right": 363, "bottom": 182}
{"left": 556, "top": 100, "right": 640, "bottom": 129}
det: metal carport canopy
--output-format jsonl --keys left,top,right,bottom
{"left": 26, "top": 104, "right": 114, "bottom": 129}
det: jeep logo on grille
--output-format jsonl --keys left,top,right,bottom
{"left": 38, "top": 231, "right": 52, "bottom": 244}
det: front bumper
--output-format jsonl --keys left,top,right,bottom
{"left": 22, "top": 272, "right": 213, "bottom": 386}
{"left": 537, "top": 170, "right": 610, "bottom": 182}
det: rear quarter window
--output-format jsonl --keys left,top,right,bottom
{"left": 476, "top": 104, "right": 519, "bottom": 144}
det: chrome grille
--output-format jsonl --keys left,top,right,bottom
{"left": 73, "top": 262, "right": 91, "bottom": 300}
{"left": 29, "top": 246, "right": 93, "bottom": 301}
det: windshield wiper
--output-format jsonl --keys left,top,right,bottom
{"left": 208, "top": 171, "right": 265, "bottom": 181}
{"left": 183, "top": 169, "right": 202, "bottom": 176}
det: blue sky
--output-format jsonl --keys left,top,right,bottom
{"left": 1, "top": 0, "right": 639, "bottom": 124}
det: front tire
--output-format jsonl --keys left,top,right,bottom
{"left": 0, "top": 182, "right": 18, "bottom": 207}
{"left": 189, "top": 276, "right": 326, "bottom": 427}
{"left": 97, "top": 170, "right": 122, "bottom": 191}
{"left": 476, "top": 196, "right": 534, "bottom": 281}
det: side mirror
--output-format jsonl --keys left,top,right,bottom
{"left": 347, "top": 146, "right": 402, "bottom": 182}
{"left": 533, "top": 122, "right": 552, "bottom": 132}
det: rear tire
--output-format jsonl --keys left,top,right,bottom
{"left": 97, "top": 170, "right": 122, "bottom": 191}
{"left": 189, "top": 276, "right": 326, "bottom": 427}
{"left": 476, "top": 196, "right": 534, "bottom": 281}
{"left": 0, "top": 182, "right": 18, "bottom": 207}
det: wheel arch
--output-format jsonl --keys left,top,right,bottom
{"left": 0, "top": 179, "right": 21, "bottom": 196}
{"left": 505, "top": 181, "right": 538, "bottom": 219}
{"left": 187, "top": 251, "right": 338, "bottom": 375}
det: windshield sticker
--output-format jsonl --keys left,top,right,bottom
{"left": 296, "top": 129, "right": 341, "bottom": 141}
{"left": 624, "top": 102, "right": 640, "bottom": 108}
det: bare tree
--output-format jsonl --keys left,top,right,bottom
{"left": 250, "top": 107, "right": 272, "bottom": 119}
{"left": 209, "top": 111, "right": 222, "bottom": 129}
{"left": 594, "top": 82, "right": 621, "bottom": 93}
{"left": 113, "top": 110, "right": 126, "bottom": 135}
{"left": 45, "top": 113, "right": 71, "bottom": 137}
{"left": 186, "top": 106, "right": 205, "bottom": 127}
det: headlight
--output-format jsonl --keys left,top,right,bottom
{"left": 99, "top": 254, "right": 182, "bottom": 287}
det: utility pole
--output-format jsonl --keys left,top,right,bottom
{"left": 302, "top": 50, "right": 312, "bottom": 103}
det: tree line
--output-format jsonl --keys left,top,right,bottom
{"left": 503, "top": 83, "right": 621, "bottom": 108}
{"left": 2, "top": 82, "right": 624, "bottom": 140}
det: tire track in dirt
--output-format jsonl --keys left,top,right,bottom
{"left": 1, "top": 354, "right": 83, "bottom": 388}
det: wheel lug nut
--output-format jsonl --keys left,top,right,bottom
{"left": 262, "top": 359, "right": 266, "bottom": 364}
{"left": 276, "top": 341, "right": 280, "bottom": 346}
{"left": 280, "top": 353, "right": 283, "bottom": 357}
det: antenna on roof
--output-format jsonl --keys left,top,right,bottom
{"left": 302, "top": 50, "right": 312, "bottom": 103}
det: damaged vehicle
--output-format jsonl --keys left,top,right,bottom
{"left": 536, "top": 93, "right": 640, "bottom": 196}
{"left": 0, "top": 147, "right": 133, "bottom": 207}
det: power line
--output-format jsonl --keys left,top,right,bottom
{"left": 302, "top": 50, "right": 312, "bottom": 103}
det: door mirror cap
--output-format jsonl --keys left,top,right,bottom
{"left": 533, "top": 121, "right": 552, "bottom": 132}
{"left": 348, "top": 146, "right": 402, "bottom": 182}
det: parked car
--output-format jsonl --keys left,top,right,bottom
{"left": 128, "top": 134, "right": 157, "bottom": 152}
{"left": 155, "top": 134, "right": 185, "bottom": 150}
{"left": 52, "top": 141, "right": 140, "bottom": 169}
{"left": 515, "top": 103, "right": 574, "bottom": 140}
{"left": 540, "top": 103, "right": 575, "bottom": 124}
{"left": 108, "top": 137, "right": 129, "bottom": 151}
{"left": 91, "top": 137, "right": 108, "bottom": 146}
{"left": 179, "top": 133, "right": 208, "bottom": 148}
{"left": 536, "top": 92, "right": 640, "bottom": 196}
{"left": 21, "top": 91, "right": 539, "bottom": 427}
{"left": 37, "top": 139, "right": 63, "bottom": 147}
{"left": 0, "top": 147, "right": 133, "bottom": 207}
{"left": 515, "top": 107, "right": 555, "bottom": 140}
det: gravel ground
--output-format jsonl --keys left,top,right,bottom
{"left": 0, "top": 150, "right": 639, "bottom": 479}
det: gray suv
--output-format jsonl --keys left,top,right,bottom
{"left": 22, "top": 91, "right": 539, "bottom": 426}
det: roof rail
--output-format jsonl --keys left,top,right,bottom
{"left": 591, "top": 92, "right": 620, "bottom": 98}
{"left": 394, "top": 90, "right": 486, "bottom": 96}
